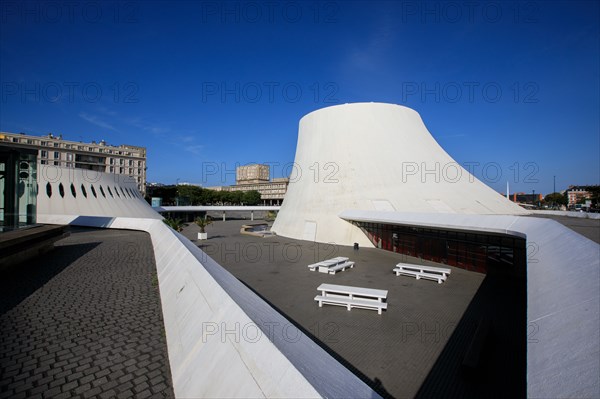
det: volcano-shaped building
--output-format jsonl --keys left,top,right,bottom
{"left": 272, "top": 103, "right": 529, "bottom": 246}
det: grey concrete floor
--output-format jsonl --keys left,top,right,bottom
{"left": 181, "top": 219, "right": 485, "bottom": 399}
{"left": 0, "top": 227, "right": 174, "bottom": 399}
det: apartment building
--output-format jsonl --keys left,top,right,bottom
{"left": 0, "top": 132, "right": 147, "bottom": 195}
{"left": 206, "top": 164, "right": 289, "bottom": 205}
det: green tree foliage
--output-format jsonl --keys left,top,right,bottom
{"left": 177, "top": 185, "right": 203, "bottom": 204}
{"left": 230, "top": 191, "right": 244, "bottom": 205}
{"left": 148, "top": 185, "right": 178, "bottom": 205}
{"left": 543, "top": 192, "right": 567, "bottom": 206}
{"left": 584, "top": 185, "right": 600, "bottom": 206}
{"left": 163, "top": 217, "right": 186, "bottom": 232}
{"left": 149, "top": 184, "right": 264, "bottom": 206}
{"left": 242, "top": 190, "right": 261, "bottom": 205}
{"left": 194, "top": 215, "right": 213, "bottom": 233}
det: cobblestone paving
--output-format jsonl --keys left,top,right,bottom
{"left": 0, "top": 227, "right": 174, "bottom": 399}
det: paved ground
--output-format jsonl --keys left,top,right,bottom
{"left": 528, "top": 214, "right": 600, "bottom": 244}
{"left": 0, "top": 227, "right": 174, "bottom": 399}
{"left": 182, "top": 220, "right": 487, "bottom": 398}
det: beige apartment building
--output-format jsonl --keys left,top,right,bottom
{"left": 236, "top": 163, "right": 270, "bottom": 184}
{"left": 0, "top": 132, "right": 147, "bottom": 195}
{"left": 208, "top": 164, "right": 289, "bottom": 205}
{"left": 565, "top": 185, "right": 595, "bottom": 207}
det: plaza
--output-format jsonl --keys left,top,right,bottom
{"left": 1, "top": 103, "right": 598, "bottom": 398}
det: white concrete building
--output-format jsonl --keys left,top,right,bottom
{"left": 270, "top": 103, "right": 598, "bottom": 398}
{"left": 28, "top": 104, "right": 598, "bottom": 398}
{"left": 272, "top": 103, "right": 529, "bottom": 246}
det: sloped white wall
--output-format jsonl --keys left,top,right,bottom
{"left": 37, "top": 165, "right": 159, "bottom": 220}
{"left": 272, "top": 103, "right": 529, "bottom": 246}
{"left": 339, "top": 210, "right": 600, "bottom": 399}
{"left": 36, "top": 167, "right": 379, "bottom": 398}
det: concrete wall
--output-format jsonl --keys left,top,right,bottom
{"left": 339, "top": 210, "right": 600, "bottom": 399}
{"left": 37, "top": 166, "right": 159, "bottom": 220}
{"left": 36, "top": 168, "right": 380, "bottom": 398}
{"left": 272, "top": 103, "right": 529, "bottom": 246}
{"left": 533, "top": 210, "right": 600, "bottom": 219}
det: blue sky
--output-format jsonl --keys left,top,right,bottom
{"left": 1, "top": 0, "right": 598, "bottom": 194}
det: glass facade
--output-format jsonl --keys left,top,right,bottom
{"left": 355, "top": 221, "right": 526, "bottom": 275}
{"left": 0, "top": 145, "right": 38, "bottom": 231}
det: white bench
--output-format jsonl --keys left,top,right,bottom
{"left": 327, "top": 261, "right": 355, "bottom": 274}
{"left": 393, "top": 263, "right": 451, "bottom": 284}
{"left": 308, "top": 262, "right": 320, "bottom": 271}
{"left": 393, "top": 268, "right": 447, "bottom": 284}
{"left": 308, "top": 257, "right": 349, "bottom": 272}
{"left": 314, "top": 283, "right": 388, "bottom": 314}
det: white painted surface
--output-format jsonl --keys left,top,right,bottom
{"left": 302, "top": 221, "right": 317, "bottom": 241}
{"left": 272, "top": 103, "right": 529, "bottom": 246}
{"left": 156, "top": 205, "right": 281, "bottom": 212}
{"left": 339, "top": 209, "right": 600, "bottom": 398}
{"left": 533, "top": 210, "right": 600, "bottom": 219}
{"left": 37, "top": 166, "right": 160, "bottom": 220}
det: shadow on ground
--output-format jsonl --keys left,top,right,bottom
{"left": 415, "top": 269, "right": 526, "bottom": 398}
{"left": 0, "top": 241, "right": 100, "bottom": 316}
{"left": 239, "top": 279, "right": 395, "bottom": 399}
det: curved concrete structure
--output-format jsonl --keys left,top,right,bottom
{"left": 37, "top": 166, "right": 160, "bottom": 223}
{"left": 35, "top": 166, "right": 379, "bottom": 398}
{"left": 272, "top": 103, "right": 529, "bottom": 246}
{"left": 339, "top": 209, "right": 600, "bottom": 398}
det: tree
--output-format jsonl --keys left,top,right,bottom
{"left": 177, "top": 185, "right": 203, "bottom": 205}
{"left": 194, "top": 215, "right": 213, "bottom": 233}
{"left": 148, "top": 185, "right": 177, "bottom": 205}
{"left": 220, "top": 191, "right": 234, "bottom": 204}
{"left": 242, "top": 190, "right": 261, "bottom": 205}
{"left": 163, "top": 218, "right": 186, "bottom": 232}
{"left": 544, "top": 192, "right": 567, "bottom": 206}
{"left": 230, "top": 191, "right": 244, "bottom": 205}
{"left": 265, "top": 210, "right": 278, "bottom": 221}
{"left": 584, "top": 185, "right": 600, "bottom": 207}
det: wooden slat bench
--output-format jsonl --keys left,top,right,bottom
{"left": 314, "top": 283, "right": 387, "bottom": 314}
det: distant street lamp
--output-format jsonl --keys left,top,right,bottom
{"left": 553, "top": 175, "right": 557, "bottom": 208}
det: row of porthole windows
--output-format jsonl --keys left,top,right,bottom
{"left": 45, "top": 182, "right": 142, "bottom": 200}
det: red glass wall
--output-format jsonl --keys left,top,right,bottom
{"left": 356, "top": 222, "right": 526, "bottom": 275}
